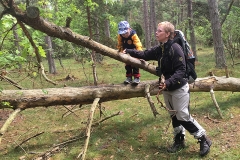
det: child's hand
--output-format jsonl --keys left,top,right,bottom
{"left": 139, "top": 59, "right": 146, "bottom": 63}
{"left": 122, "top": 49, "right": 126, "bottom": 53}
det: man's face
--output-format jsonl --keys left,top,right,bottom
{"left": 156, "top": 26, "right": 170, "bottom": 43}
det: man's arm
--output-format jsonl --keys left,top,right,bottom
{"left": 125, "top": 45, "right": 160, "bottom": 61}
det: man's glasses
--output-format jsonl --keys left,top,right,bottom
{"left": 156, "top": 29, "right": 164, "bottom": 33}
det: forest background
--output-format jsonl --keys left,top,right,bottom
{"left": 1, "top": 0, "right": 240, "bottom": 159}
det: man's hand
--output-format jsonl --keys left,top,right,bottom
{"left": 159, "top": 82, "right": 166, "bottom": 91}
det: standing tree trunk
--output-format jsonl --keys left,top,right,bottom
{"left": 143, "top": 0, "right": 151, "bottom": 49}
{"left": 13, "top": 24, "right": 22, "bottom": 69}
{"left": 187, "top": 0, "right": 198, "bottom": 61}
{"left": 124, "top": 0, "right": 128, "bottom": 21}
{"left": 95, "top": 17, "right": 103, "bottom": 63}
{"left": 150, "top": 0, "right": 158, "bottom": 46}
{"left": 45, "top": 36, "right": 57, "bottom": 74}
{"left": 13, "top": 25, "right": 21, "bottom": 55}
{"left": 179, "top": 0, "right": 184, "bottom": 23}
{"left": 208, "top": 0, "right": 226, "bottom": 68}
{"left": 86, "top": 3, "right": 98, "bottom": 85}
{"left": 104, "top": 19, "right": 110, "bottom": 38}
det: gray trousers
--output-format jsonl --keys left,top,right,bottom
{"left": 162, "top": 83, "right": 206, "bottom": 139}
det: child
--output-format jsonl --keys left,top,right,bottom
{"left": 117, "top": 21, "right": 143, "bottom": 84}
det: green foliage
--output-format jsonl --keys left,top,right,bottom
{"left": 222, "top": 5, "right": 240, "bottom": 58}
{"left": 195, "top": 23, "right": 213, "bottom": 46}
{"left": 132, "top": 23, "right": 143, "bottom": 38}
{"left": 42, "top": 89, "right": 48, "bottom": 94}
{"left": 0, "top": 101, "right": 13, "bottom": 109}
{"left": 0, "top": 51, "right": 26, "bottom": 69}
{"left": 84, "top": 0, "right": 98, "bottom": 10}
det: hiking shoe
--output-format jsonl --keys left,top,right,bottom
{"left": 132, "top": 77, "right": 140, "bottom": 84}
{"left": 124, "top": 77, "right": 132, "bottom": 84}
{"left": 167, "top": 133, "right": 185, "bottom": 153}
{"left": 198, "top": 135, "right": 212, "bottom": 157}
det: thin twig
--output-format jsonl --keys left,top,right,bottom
{"left": 13, "top": 140, "right": 28, "bottom": 155}
{"left": 210, "top": 87, "right": 223, "bottom": 118}
{"left": 17, "top": 20, "right": 57, "bottom": 85}
{"left": 0, "top": 75, "right": 23, "bottom": 89}
{"left": 92, "top": 111, "right": 122, "bottom": 127}
{"left": 98, "top": 103, "right": 105, "bottom": 118}
{"left": 0, "top": 108, "right": 22, "bottom": 144}
{"left": 156, "top": 89, "right": 177, "bottom": 134}
{"left": 34, "top": 146, "right": 62, "bottom": 160}
{"left": 207, "top": 113, "right": 221, "bottom": 123}
{"left": 15, "top": 131, "right": 45, "bottom": 148}
{"left": 53, "top": 135, "right": 86, "bottom": 148}
{"left": 77, "top": 98, "right": 100, "bottom": 159}
{"left": 62, "top": 105, "right": 79, "bottom": 118}
{"left": 144, "top": 84, "right": 160, "bottom": 117}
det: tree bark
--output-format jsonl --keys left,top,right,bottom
{"left": 45, "top": 35, "right": 57, "bottom": 74}
{"left": 1, "top": 77, "right": 240, "bottom": 110}
{"left": 143, "top": 0, "right": 151, "bottom": 49}
{"left": 207, "top": 0, "right": 226, "bottom": 68}
{"left": 12, "top": 24, "right": 22, "bottom": 56}
{"left": 187, "top": 0, "right": 198, "bottom": 61}
{"left": 150, "top": 0, "right": 157, "bottom": 46}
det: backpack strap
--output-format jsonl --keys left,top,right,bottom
{"left": 156, "top": 42, "right": 174, "bottom": 77}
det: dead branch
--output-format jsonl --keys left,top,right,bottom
{"left": 33, "top": 146, "right": 62, "bottom": 160}
{"left": 62, "top": 105, "right": 85, "bottom": 118}
{"left": 33, "top": 133, "right": 86, "bottom": 159}
{"left": 86, "top": 48, "right": 98, "bottom": 86}
{"left": 156, "top": 90, "right": 177, "bottom": 134}
{"left": 0, "top": 74, "right": 23, "bottom": 89}
{"left": 33, "top": 134, "right": 84, "bottom": 160}
{"left": 144, "top": 84, "right": 159, "bottom": 118}
{"left": 221, "top": 0, "right": 235, "bottom": 26}
{"left": 0, "top": 23, "right": 17, "bottom": 50}
{"left": 225, "top": 66, "right": 230, "bottom": 78}
{"left": 210, "top": 88, "right": 223, "bottom": 118}
{"left": 17, "top": 20, "right": 57, "bottom": 85}
{"left": 15, "top": 131, "right": 45, "bottom": 149}
{"left": 207, "top": 113, "right": 221, "bottom": 123}
{"left": 92, "top": 111, "right": 122, "bottom": 127}
{"left": 53, "top": 135, "right": 85, "bottom": 148}
{"left": 98, "top": 103, "right": 105, "bottom": 119}
{"left": 14, "top": 140, "right": 28, "bottom": 156}
{"left": 62, "top": 105, "right": 79, "bottom": 118}
{"left": 0, "top": 108, "right": 22, "bottom": 144}
{"left": 77, "top": 98, "right": 100, "bottom": 160}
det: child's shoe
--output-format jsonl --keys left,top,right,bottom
{"left": 124, "top": 77, "right": 132, "bottom": 84}
{"left": 132, "top": 77, "right": 140, "bottom": 84}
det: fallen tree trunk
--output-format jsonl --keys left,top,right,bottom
{"left": 1, "top": 76, "right": 240, "bottom": 110}
{"left": 4, "top": 5, "right": 157, "bottom": 76}
{"left": 0, "top": 80, "right": 159, "bottom": 109}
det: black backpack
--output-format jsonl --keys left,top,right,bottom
{"left": 156, "top": 30, "right": 197, "bottom": 84}
{"left": 173, "top": 30, "right": 197, "bottom": 83}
